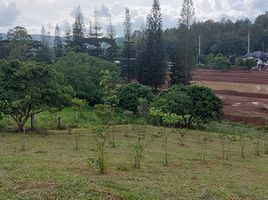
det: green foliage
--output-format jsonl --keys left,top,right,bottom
{"left": 53, "top": 52, "right": 120, "bottom": 105}
{"left": 152, "top": 85, "right": 223, "bottom": 127}
{"left": 162, "top": 113, "right": 183, "bottom": 127}
{"left": 91, "top": 124, "right": 109, "bottom": 174}
{"left": 141, "top": 0, "right": 166, "bottom": 89}
{"left": 100, "top": 70, "right": 120, "bottom": 107}
{"left": 235, "top": 57, "right": 257, "bottom": 69}
{"left": 207, "top": 54, "right": 231, "bottom": 69}
{"left": 0, "top": 59, "right": 74, "bottom": 131}
{"left": 149, "top": 107, "right": 163, "bottom": 124}
{"left": 94, "top": 104, "right": 114, "bottom": 125}
{"left": 117, "top": 83, "right": 154, "bottom": 112}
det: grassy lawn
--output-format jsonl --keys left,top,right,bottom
{"left": 1, "top": 125, "right": 268, "bottom": 200}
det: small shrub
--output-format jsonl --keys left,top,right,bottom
{"left": 199, "top": 137, "right": 209, "bottom": 163}
{"left": 235, "top": 57, "right": 257, "bottom": 69}
{"left": 117, "top": 83, "right": 154, "bottom": 112}
{"left": 92, "top": 125, "right": 109, "bottom": 174}
{"left": 123, "top": 110, "right": 134, "bottom": 137}
{"left": 264, "top": 137, "right": 268, "bottom": 155}
{"left": 116, "top": 164, "right": 130, "bottom": 172}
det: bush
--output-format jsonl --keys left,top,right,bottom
{"left": 152, "top": 85, "right": 223, "bottom": 127}
{"left": 53, "top": 52, "right": 120, "bottom": 106}
{"left": 235, "top": 57, "right": 257, "bottom": 69}
{"left": 207, "top": 54, "right": 231, "bottom": 69}
{"left": 117, "top": 83, "right": 154, "bottom": 112}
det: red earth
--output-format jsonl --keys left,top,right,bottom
{"left": 193, "top": 70, "right": 268, "bottom": 126}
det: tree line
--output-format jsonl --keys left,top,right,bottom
{"left": 1, "top": 0, "right": 267, "bottom": 86}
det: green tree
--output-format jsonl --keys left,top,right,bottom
{"left": 171, "top": 0, "right": 195, "bottom": 85}
{"left": 153, "top": 85, "right": 223, "bottom": 127}
{"left": 142, "top": 0, "right": 166, "bottom": 90}
{"left": 64, "top": 22, "right": 73, "bottom": 47}
{"left": 53, "top": 52, "right": 119, "bottom": 105}
{"left": 121, "top": 7, "right": 136, "bottom": 81}
{"left": 106, "top": 16, "right": 118, "bottom": 61}
{"left": 7, "top": 26, "right": 34, "bottom": 61}
{"left": 54, "top": 24, "right": 64, "bottom": 61}
{"left": 117, "top": 83, "right": 154, "bottom": 112}
{"left": 72, "top": 6, "right": 85, "bottom": 45}
{"left": 0, "top": 60, "right": 74, "bottom": 132}
{"left": 37, "top": 25, "right": 52, "bottom": 63}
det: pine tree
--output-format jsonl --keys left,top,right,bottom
{"left": 106, "top": 15, "right": 117, "bottom": 61}
{"left": 134, "top": 28, "right": 146, "bottom": 83}
{"left": 37, "top": 25, "right": 52, "bottom": 63}
{"left": 91, "top": 8, "right": 103, "bottom": 57}
{"left": 64, "top": 22, "right": 72, "bottom": 46}
{"left": 171, "top": 0, "right": 195, "bottom": 85}
{"left": 121, "top": 7, "right": 136, "bottom": 82}
{"left": 54, "top": 24, "right": 63, "bottom": 60}
{"left": 72, "top": 6, "right": 85, "bottom": 45}
{"left": 142, "top": 0, "right": 166, "bottom": 90}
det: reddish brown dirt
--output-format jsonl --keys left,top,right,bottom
{"left": 193, "top": 70, "right": 268, "bottom": 84}
{"left": 193, "top": 70, "right": 268, "bottom": 126}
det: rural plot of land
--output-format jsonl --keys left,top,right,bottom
{"left": 193, "top": 70, "right": 268, "bottom": 126}
{"left": 1, "top": 126, "right": 268, "bottom": 200}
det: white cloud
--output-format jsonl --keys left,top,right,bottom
{"left": 0, "top": 0, "right": 267, "bottom": 36}
{"left": 0, "top": 1, "right": 20, "bottom": 26}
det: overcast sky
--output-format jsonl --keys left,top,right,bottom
{"left": 0, "top": 0, "right": 267, "bottom": 36}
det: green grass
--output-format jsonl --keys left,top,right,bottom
{"left": 0, "top": 107, "right": 129, "bottom": 131}
{"left": 1, "top": 125, "right": 268, "bottom": 200}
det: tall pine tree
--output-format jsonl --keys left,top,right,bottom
{"left": 64, "top": 22, "right": 72, "bottom": 46}
{"left": 106, "top": 15, "right": 117, "bottom": 61}
{"left": 135, "top": 27, "right": 147, "bottom": 83}
{"left": 171, "top": 0, "right": 195, "bottom": 85}
{"left": 37, "top": 25, "right": 52, "bottom": 63}
{"left": 54, "top": 24, "right": 63, "bottom": 61}
{"left": 142, "top": 0, "right": 166, "bottom": 90}
{"left": 72, "top": 6, "right": 85, "bottom": 45}
{"left": 121, "top": 7, "right": 136, "bottom": 82}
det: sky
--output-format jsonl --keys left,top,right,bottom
{"left": 0, "top": 0, "right": 267, "bottom": 36}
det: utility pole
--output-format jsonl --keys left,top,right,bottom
{"left": 198, "top": 34, "right": 201, "bottom": 64}
{"left": 247, "top": 25, "right": 251, "bottom": 54}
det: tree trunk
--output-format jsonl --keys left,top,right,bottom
{"left": 30, "top": 114, "right": 35, "bottom": 131}
{"left": 57, "top": 116, "right": 63, "bottom": 129}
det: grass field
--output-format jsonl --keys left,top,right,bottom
{"left": 1, "top": 125, "right": 268, "bottom": 200}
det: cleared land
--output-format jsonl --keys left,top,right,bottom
{"left": 1, "top": 126, "right": 268, "bottom": 200}
{"left": 193, "top": 70, "right": 268, "bottom": 126}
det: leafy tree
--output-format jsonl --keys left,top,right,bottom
{"left": 0, "top": 60, "right": 74, "bottom": 132}
{"left": 54, "top": 24, "right": 64, "bottom": 61}
{"left": 142, "top": 0, "right": 166, "bottom": 90}
{"left": 7, "top": 26, "right": 35, "bottom": 61}
{"left": 207, "top": 54, "right": 231, "bottom": 69}
{"left": 121, "top": 7, "right": 136, "bottom": 81}
{"left": 117, "top": 83, "right": 154, "bottom": 112}
{"left": 53, "top": 52, "right": 119, "bottom": 105}
{"left": 153, "top": 85, "right": 223, "bottom": 127}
